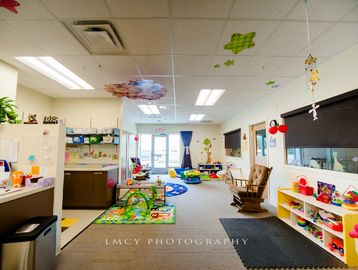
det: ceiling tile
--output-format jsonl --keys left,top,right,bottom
{"left": 175, "top": 76, "right": 237, "bottom": 90}
{"left": 342, "top": 5, "right": 358, "bottom": 22}
{"left": 174, "top": 55, "right": 212, "bottom": 75}
{"left": 207, "top": 56, "right": 252, "bottom": 76}
{"left": 5, "top": 20, "right": 89, "bottom": 56}
{"left": 258, "top": 21, "right": 332, "bottom": 56}
{"left": 215, "top": 20, "right": 280, "bottom": 55}
{"left": 172, "top": 19, "right": 225, "bottom": 55}
{"left": 241, "top": 56, "right": 290, "bottom": 76}
{"left": 171, "top": 0, "right": 233, "bottom": 18}
{"left": 0, "top": 0, "right": 54, "bottom": 19}
{"left": 287, "top": 0, "right": 358, "bottom": 21}
{"left": 135, "top": 55, "right": 172, "bottom": 75}
{"left": 230, "top": 0, "right": 298, "bottom": 19}
{"left": 116, "top": 19, "right": 171, "bottom": 54}
{"left": 54, "top": 56, "right": 101, "bottom": 76}
{"left": 0, "top": 23, "right": 44, "bottom": 57}
{"left": 94, "top": 55, "right": 139, "bottom": 75}
{"left": 41, "top": 0, "right": 111, "bottom": 18}
{"left": 298, "top": 23, "right": 358, "bottom": 57}
{"left": 105, "top": 0, "right": 168, "bottom": 17}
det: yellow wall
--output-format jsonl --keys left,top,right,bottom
{"left": 0, "top": 60, "right": 18, "bottom": 100}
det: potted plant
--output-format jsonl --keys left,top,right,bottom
{"left": 0, "top": 97, "right": 20, "bottom": 124}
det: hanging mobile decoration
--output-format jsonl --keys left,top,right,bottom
{"left": 303, "top": 0, "right": 320, "bottom": 121}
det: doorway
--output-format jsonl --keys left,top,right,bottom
{"left": 139, "top": 134, "right": 181, "bottom": 174}
{"left": 251, "top": 122, "right": 269, "bottom": 199}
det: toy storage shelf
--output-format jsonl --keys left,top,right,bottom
{"left": 278, "top": 188, "right": 358, "bottom": 266}
{"left": 66, "top": 128, "right": 120, "bottom": 146}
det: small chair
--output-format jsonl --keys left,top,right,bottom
{"left": 229, "top": 164, "right": 273, "bottom": 213}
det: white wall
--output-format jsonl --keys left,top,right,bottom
{"left": 221, "top": 43, "right": 358, "bottom": 206}
{"left": 137, "top": 124, "right": 224, "bottom": 166}
{"left": 15, "top": 85, "right": 53, "bottom": 122}
{"left": 52, "top": 98, "right": 122, "bottom": 128}
{"left": 0, "top": 61, "right": 18, "bottom": 100}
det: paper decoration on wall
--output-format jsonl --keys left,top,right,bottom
{"left": 105, "top": 79, "right": 167, "bottom": 100}
{"left": 214, "top": 32, "right": 256, "bottom": 68}
{"left": 303, "top": 0, "right": 320, "bottom": 121}
{"left": 268, "top": 120, "right": 288, "bottom": 135}
{"left": 269, "top": 137, "right": 277, "bottom": 148}
{"left": 156, "top": 127, "right": 164, "bottom": 133}
{"left": 266, "top": 80, "right": 280, "bottom": 89}
{"left": 203, "top": 138, "right": 212, "bottom": 164}
{"left": 0, "top": 0, "right": 20, "bottom": 14}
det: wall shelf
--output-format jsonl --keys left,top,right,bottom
{"left": 278, "top": 188, "right": 358, "bottom": 266}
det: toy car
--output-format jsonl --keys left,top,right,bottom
{"left": 328, "top": 238, "right": 344, "bottom": 256}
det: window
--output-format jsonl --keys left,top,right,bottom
{"left": 168, "top": 134, "right": 180, "bottom": 167}
{"left": 282, "top": 88, "right": 358, "bottom": 174}
{"left": 224, "top": 129, "right": 241, "bottom": 157}
{"left": 255, "top": 129, "right": 267, "bottom": 157}
{"left": 139, "top": 134, "right": 152, "bottom": 167}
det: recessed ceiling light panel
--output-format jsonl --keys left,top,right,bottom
{"left": 138, "top": 104, "right": 160, "bottom": 115}
{"left": 195, "top": 89, "right": 225, "bottom": 106}
{"left": 189, "top": 114, "right": 205, "bottom": 121}
{"left": 15, "top": 56, "right": 94, "bottom": 90}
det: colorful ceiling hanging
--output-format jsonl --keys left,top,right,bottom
{"left": 0, "top": 0, "right": 20, "bottom": 13}
{"left": 214, "top": 32, "right": 256, "bottom": 68}
{"left": 304, "top": 0, "right": 320, "bottom": 121}
{"left": 105, "top": 80, "right": 167, "bottom": 100}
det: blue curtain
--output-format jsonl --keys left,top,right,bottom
{"left": 180, "top": 131, "right": 193, "bottom": 169}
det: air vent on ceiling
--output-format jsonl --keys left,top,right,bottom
{"left": 66, "top": 21, "right": 124, "bottom": 55}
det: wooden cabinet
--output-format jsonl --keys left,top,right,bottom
{"left": 63, "top": 169, "right": 118, "bottom": 209}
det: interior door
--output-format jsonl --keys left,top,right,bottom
{"left": 251, "top": 122, "right": 269, "bottom": 199}
{"left": 152, "top": 135, "right": 168, "bottom": 174}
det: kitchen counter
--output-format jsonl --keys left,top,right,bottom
{"left": 0, "top": 186, "right": 54, "bottom": 204}
{"left": 64, "top": 164, "right": 119, "bottom": 172}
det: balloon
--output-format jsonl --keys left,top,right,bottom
{"left": 269, "top": 126, "right": 278, "bottom": 135}
{"left": 278, "top": 124, "right": 288, "bottom": 133}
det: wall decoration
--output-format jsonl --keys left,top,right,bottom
{"left": 105, "top": 79, "right": 167, "bottom": 100}
{"left": 224, "top": 32, "right": 256, "bottom": 55}
{"left": 214, "top": 32, "right": 256, "bottom": 68}
{"left": 0, "top": 0, "right": 20, "bottom": 14}
{"left": 224, "top": 59, "right": 235, "bottom": 67}
{"left": 269, "top": 137, "right": 276, "bottom": 148}
{"left": 156, "top": 127, "right": 164, "bottom": 133}
{"left": 43, "top": 115, "right": 58, "bottom": 124}
{"left": 23, "top": 114, "right": 38, "bottom": 124}
{"left": 268, "top": 120, "right": 288, "bottom": 135}
{"left": 303, "top": 0, "right": 320, "bottom": 121}
{"left": 266, "top": 80, "right": 280, "bottom": 89}
{"left": 203, "top": 138, "right": 212, "bottom": 164}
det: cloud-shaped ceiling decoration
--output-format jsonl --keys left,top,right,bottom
{"left": 105, "top": 80, "right": 167, "bottom": 100}
{"left": 0, "top": 0, "right": 20, "bottom": 13}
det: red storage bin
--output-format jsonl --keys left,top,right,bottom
{"left": 299, "top": 185, "right": 314, "bottom": 196}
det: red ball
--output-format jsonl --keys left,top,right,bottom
{"left": 278, "top": 124, "right": 288, "bottom": 133}
{"left": 134, "top": 136, "right": 139, "bottom": 141}
{"left": 269, "top": 126, "right": 278, "bottom": 135}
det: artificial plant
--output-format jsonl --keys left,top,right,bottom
{"left": 0, "top": 97, "right": 20, "bottom": 124}
{"left": 203, "top": 138, "right": 212, "bottom": 164}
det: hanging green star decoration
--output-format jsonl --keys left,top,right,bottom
{"left": 224, "top": 32, "right": 256, "bottom": 54}
{"left": 224, "top": 59, "right": 235, "bottom": 67}
{"left": 213, "top": 64, "right": 220, "bottom": 68}
{"left": 266, "top": 80, "right": 276, "bottom": 86}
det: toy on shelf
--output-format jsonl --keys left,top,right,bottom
{"left": 328, "top": 238, "right": 344, "bottom": 256}
{"left": 288, "top": 201, "right": 304, "bottom": 213}
{"left": 297, "top": 216, "right": 307, "bottom": 227}
{"left": 11, "top": 171, "right": 24, "bottom": 188}
{"left": 304, "top": 223, "right": 323, "bottom": 242}
{"left": 297, "top": 176, "right": 314, "bottom": 196}
{"left": 342, "top": 185, "right": 358, "bottom": 210}
{"left": 316, "top": 181, "right": 335, "bottom": 204}
{"left": 308, "top": 209, "right": 343, "bottom": 231}
{"left": 43, "top": 115, "right": 58, "bottom": 124}
{"left": 331, "top": 190, "right": 343, "bottom": 206}
{"left": 126, "top": 178, "right": 133, "bottom": 186}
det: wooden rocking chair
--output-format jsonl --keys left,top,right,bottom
{"left": 229, "top": 164, "right": 273, "bottom": 213}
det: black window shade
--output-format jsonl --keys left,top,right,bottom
{"left": 281, "top": 89, "right": 358, "bottom": 148}
{"left": 224, "top": 128, "right": 241, "bottom": 149}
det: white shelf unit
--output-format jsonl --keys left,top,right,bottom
{"left": 278, "top": 188, "right": 358, "bottom": 266}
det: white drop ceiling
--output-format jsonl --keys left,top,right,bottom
{"left": 0, "top": 0, "right": 358, "bottom": 124}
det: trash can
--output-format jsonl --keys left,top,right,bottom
{"left": 1, "top": 215, "right": 57, "bottom": 270}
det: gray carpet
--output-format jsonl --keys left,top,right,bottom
{"left": 220, "top": 216, "right": 346, "bottom": 269}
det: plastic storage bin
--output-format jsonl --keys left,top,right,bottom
{"left": 1, "top": 216, "right": 57, "bottom": 270}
